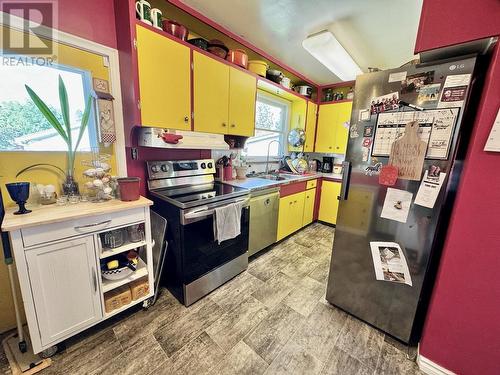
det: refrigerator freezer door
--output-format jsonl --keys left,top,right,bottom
{"left": 326, "top": 56, "right": 477, "bottom": 343}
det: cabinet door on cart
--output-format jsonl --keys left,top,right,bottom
{"left": 136, "top": 25, "right": 191, "bottom": 129}
{"left": 26, "top": 236, "right": 102, "bottom": 346}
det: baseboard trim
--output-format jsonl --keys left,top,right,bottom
{"left": 417, "top": 353, "right": 456, "bottom": 375}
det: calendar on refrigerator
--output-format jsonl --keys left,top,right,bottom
{"left": 371, "top": 108, "right": 460, "bottom": 159}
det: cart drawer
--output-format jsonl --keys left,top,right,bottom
{"left": 21, "top": 207, "right": 145, "bottom": 248}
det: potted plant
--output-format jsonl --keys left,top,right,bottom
{"left": 18, "top": 75, "right": 93, "bottom": 195}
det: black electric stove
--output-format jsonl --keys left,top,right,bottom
{"left": 147, "top": 159, "right": 250, "bottom": 306}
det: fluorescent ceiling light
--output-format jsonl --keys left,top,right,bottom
{"left": 302, "top": 31, "right": 362, "bottom": 81}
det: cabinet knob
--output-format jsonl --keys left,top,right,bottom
{"left": 184, "top": 116, "right": 189, "bottom": 123}
{"left": 230, "top": 124, "right": 235, "bottom": 128}
{"left": 294, "top": 200, "right": 297, "bottom": 203}
{"left": 222, "top": 123, "right": 227, "bottom": 127}
{"left": 329, "top": 146, "right": 332, "bottom": 149}
{"left": 336, "top": 146, "right": 339, "bottom": 149}
{"left": 289, "top": 202, "right": 293, "bottom": 205}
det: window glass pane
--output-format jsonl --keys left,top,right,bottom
{"left": 255, "top": 100, "right": 283, "bottom": 131}
{"left": 0, "top": 64, "right": 93, "bottom": 151}
{"left": 245, "top": 129, "right": 281, "bottom": 157}
{"left": 245, "top": 94, "right": 289, "bottom": 158}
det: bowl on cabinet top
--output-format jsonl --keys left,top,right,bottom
{"left": 162, "top": 19, "right": 188, "bottom": 41}
{"left": 188, "top": 37, "right": 209, "bottom": 50}
{"left": 207, "top": 39, "right": 229, "bottom": 59}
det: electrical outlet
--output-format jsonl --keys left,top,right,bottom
{"left": 131, "top": 148, "right": 138, "bottom": 160}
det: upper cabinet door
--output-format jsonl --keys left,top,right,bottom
{"left": 136, "top": 25, "right": 191, "bottom": 130}
{"left": 315, "top": 103, "right": 338, "bottom": 153}
{"left": 333, "top": 101, "right": 352, "bottom": 154}
{"left": 228, "top": 67, "right": 256, "bottom": 137}
{"left": 193, "top": 51, "right": 230, "bottom": 134}
{"left": 304, "top": 101, "right": 317, "bottom": 152}
{"left": 26, "top": 236, "right": 102, "bottom": 346}
{"left": 289, "top": 98, "right": 307, "bottom": 152}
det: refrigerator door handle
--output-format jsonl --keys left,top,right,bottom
{"left": 338, "top": 161, "right": 351, "bottom": 201}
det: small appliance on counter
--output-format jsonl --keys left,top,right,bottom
{"left": 322, "top": 156, "right": 334, "bottom": 173}
{"left": 146, "top": 159, "right": 250, "bottom": 306}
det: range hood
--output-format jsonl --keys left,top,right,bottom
{"left": 137, "top": 127, "right": 229, "bottom": 150}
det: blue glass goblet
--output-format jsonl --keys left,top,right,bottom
{"left": 6, "top": 182, "right": 32, "bottom": 215}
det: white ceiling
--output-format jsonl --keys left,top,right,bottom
{"left": 180, "top": 0, "right": 423, "bottom": 85}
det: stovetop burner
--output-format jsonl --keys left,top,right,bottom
{"left": 150, "top": 182, "right": 248, "bottom": 209}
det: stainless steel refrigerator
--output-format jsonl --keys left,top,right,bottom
{"left": 326, "top": 55, "right": 478, "bottom": 344}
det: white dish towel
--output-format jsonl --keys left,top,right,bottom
{"left": 213, "top": 201, "right": 243, "bottom": 244}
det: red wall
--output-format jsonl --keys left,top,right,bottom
{"left": 33, "top": 0, "right": 117, "bottom": 48}
{"left": 417, "top": 1, "right": 500, "bottom": 374}
{"left": 415, "top": 0, "right": 500, "bottom": 53}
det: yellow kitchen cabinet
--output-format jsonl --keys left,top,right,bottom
{"left": 136, "top": 25, "right": 191, "bottom": 130}
{"left": 304, "top": 101, "right": 317, "bottom": 152}
{"left": 302, "top": 188, "right": 317, "bottom": 227}
{"left": 288, "top": 98, "right": 307, "bottom": 152}
{"left": 277, "top": 192, "right": 305, "bottom": 241}
{"left": 315, "top": 101, "right": 352, "bottom": 154}
{"left": 193, "top": 51, "right": 230, "bottom": 134}
{"left": 319, "top": 180, "right": 342, "bottom": 224}
{"left": 228, "top": 67, "right": 256, "bottom": 136}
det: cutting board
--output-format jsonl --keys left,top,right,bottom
{"left": 388, "top": 120, "right": 427, "bottom": 180}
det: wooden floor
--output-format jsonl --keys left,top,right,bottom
{"left": 1, "top": 223, "right": 422, "bottom": 375}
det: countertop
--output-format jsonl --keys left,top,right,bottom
{"left": 223, "top": 172, "right": 343, "bottom": 192}
{"left": 1, "top": 196, "right": 153, "bottom": 232}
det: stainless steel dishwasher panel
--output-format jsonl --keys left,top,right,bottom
{"left": 248, "top": 190, "right": 279, "bottom": 257}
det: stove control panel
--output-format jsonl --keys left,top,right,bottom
{"left": 147, "top": 159, "right": 216, "bottom": 180}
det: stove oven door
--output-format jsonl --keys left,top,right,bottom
{"left": 179, "top": 200, "right": 250, "bottom": 286}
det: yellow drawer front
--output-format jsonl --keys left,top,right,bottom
{"left": 306, "top": 179, "right": 317, "bottom": 190}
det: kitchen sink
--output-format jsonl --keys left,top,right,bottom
{"left": 257, "top": 175, "right": 287, "bottom": 181}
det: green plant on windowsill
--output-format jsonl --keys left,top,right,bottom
{"left": 16, "top": 75, "right": 93, "bottom": 195}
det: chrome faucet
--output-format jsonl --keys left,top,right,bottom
{"left": 265, "top": 139, "right": 281, "bottom": 175}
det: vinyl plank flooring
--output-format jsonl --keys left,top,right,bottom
{"left": 243, "top": 303, "right": 305, "bottom": 364}
{"left": 264, "top": 339, "right": 324, "bottom": 375}
{"left": 113, "top": 291, "right": 188, "bottom": 350}
{"left": 291, "top": 302, "right": 348, "bottom": 363}
{"left": 169, "top": 332, "right": 225, "bottom": 375}
{"left": 89, "top": 334, "right": 170, "bottom": 375}
{"left": 205, "top": 296, "right": 268, "bottom": 352}
{"left": 309, "top": 259, "right": 332, "bottom": 284}
{"left": 153, "top": 298, "right": 223, "bottom": 357}
{"left": 280, "top": 255, "right": 319, "bottom": 281}
{"left": 321, "top": 346, "right": 374, "bottom": 375}
{"left": 209, "top": 341, "right": 268, "bottom": 375}
{"left": 248, "top": 249, "right": 294, "bottom": 282}
{"left": 251, "top": 272, "right": 297, "bottom": 309}
{"left": 43, "top": 329, "right": 122, "bottom": 375}
{"left": 335, "top": 315, "right": 385, "bottom": 370}
{"left": 375, "top": 340, "right": 422, "bottom": 375}
{"left": 208, "top": 271, "right": 264, "bottom": 312}
{"left": 283, "top": 276, "right": 326, "bottom": 317}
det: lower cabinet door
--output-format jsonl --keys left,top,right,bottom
{"left": 277, "top": 192, "right": 306, "bottom": 240}
{"left": 302, "top": 188, "right": 316, "bottom": 226}
{"left": 319, "top": 181, "right": 342, "bottom": 224}
{"left": 26, "top": 236, "right": 102, "bottom": 346}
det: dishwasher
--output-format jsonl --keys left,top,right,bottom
{"left": 248, "top": 187, "right": 280, "bottom": 257}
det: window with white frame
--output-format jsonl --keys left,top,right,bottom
{"left": 244, "top": 91, "right": 289, "bottom": 160}
{"left": 0, "top": 62, "right": 97, "bottom": 151}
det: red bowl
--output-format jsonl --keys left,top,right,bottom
{"left": 162, "top": 20, "right": 188, "bottom": 41}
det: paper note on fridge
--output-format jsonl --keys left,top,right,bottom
{"left": 388, "top": 71, "right": 407, "bottom": 83}
{"left": 370, "top": 242, "right": 412, "bottom": 286}
{"left": 414, "top": 170, "right": 447, "bottom": 208}
{"left": 484, "top": 108, "right": 500, "bottom": 152}
{"left": 380, "top": 188, "right": 413, "bottom": 223}
{"left": 437, "top": 74, "right": 471, "bottom": 108}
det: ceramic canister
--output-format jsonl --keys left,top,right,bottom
{"left": 150, "top": 8, "right": 163, "bottom": 29}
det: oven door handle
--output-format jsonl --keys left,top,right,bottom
{"left": 183, "top": 197, "right": 250, "bottom": 220}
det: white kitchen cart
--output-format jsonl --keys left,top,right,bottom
{"left": 1, "top": 197, "right": 154, "bottom": 355}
